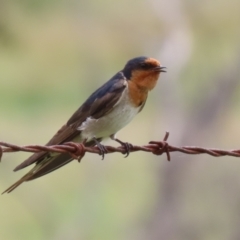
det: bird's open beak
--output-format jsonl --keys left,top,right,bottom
{"left": 154, "top": 66, "right": 167, "bottom": 73}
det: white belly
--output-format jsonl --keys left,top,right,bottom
{"left": 78, "top": 88, "right": 140, "bottom": 140}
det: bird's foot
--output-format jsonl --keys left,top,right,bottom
{"left": 110, "top": 135, "right": 133, "bottom": 157}
{"left": 93, "top": 137, "right": 107, "bottom": 160}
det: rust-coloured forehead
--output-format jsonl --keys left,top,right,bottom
{"left": 144, "top": 58, "right": 161, "bottom": 67}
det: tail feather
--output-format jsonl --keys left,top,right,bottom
{"left": 27, "top": 153, "right": 74, "bottom": 181}
{"left": 14, "top": 151, "right": 47, "bottom": 172}
{"left": 2, "top": 153, "right": 75, "bottom": 194}
{"left": 3, "top": 140, "right": 97, "bottom": 194}
{"left": 2, "top": 174, "right": 31, "bottom": 194}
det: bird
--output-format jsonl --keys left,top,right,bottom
{"left": 3, "top": 56, "right": 166, "bottom": 194}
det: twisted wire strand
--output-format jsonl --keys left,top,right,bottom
{"left": 1, "top": 132, "right": 240, "bottom": 162}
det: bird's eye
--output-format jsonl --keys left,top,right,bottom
{"left": 140, "top": 63, "right": 150, "bottom": 69}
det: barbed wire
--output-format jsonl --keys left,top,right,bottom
{"left": 1, "top": 132, "right": 240, "bottom": 162}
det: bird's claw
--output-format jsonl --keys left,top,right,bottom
{"left": 97, "top": 143, "right": 108, "bottom": 160}
{"left": 113, "top": 138, "right": 133, "bottom": 157}
{"left": 93, "top": 138, "right": 108, "bottom": 160}
{"left": 121, "top": 142, "right": 133, "bottom": 157}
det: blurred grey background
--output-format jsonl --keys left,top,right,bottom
{"left": 1, "top": 0, "right": 240, "bottom": 239}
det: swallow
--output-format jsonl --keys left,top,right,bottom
{"left": 3, "top": 56, "right": 166, "bottom": 193}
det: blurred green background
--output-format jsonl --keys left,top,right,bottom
{"left": 1, "top": 0, "right": 240, "bottom": 239}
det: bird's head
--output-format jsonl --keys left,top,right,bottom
{"left": 122, "top": 56, "right": 166, "bottom": 91}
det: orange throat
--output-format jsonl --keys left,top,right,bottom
{"left": 127, "top": 70, "right": 160, "bottom": 107}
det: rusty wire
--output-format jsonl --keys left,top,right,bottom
{"left": 1, "top": 132, "right": 240, "bottom": 162}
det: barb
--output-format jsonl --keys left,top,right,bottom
{"left": 1, "top": 132, "right": 240, "bottom": 162}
